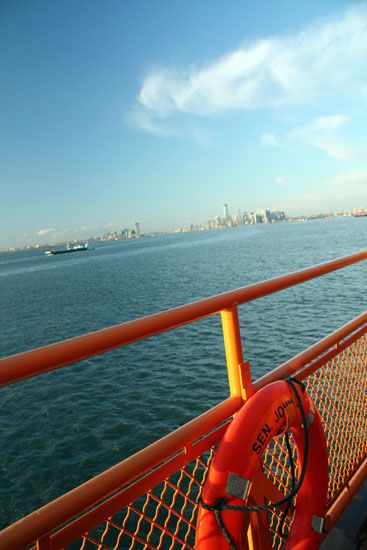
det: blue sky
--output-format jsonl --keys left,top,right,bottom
{"left": 0, "top": 1, "right": 366, "bottom": 247}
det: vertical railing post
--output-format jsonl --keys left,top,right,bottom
{"left": 221, "top": 304, "right": 253, "bottom": 401}
{"left": 222, "top": 305, "right": 267, "bottom": 550}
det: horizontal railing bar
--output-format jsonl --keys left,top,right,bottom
{"left": 1, "top": 250, "right": 366, "bottom": 387}
{"left": 295, "top": 322, "right": 367, "bottom": 382}
{"left": 50, "top": 421, "right": 231, "bottom": 549}
{"left": 325, "top": 457, "right": 367, "bottom": 532}
{"left": 2, "top": 311, "right": 366, "bottom": 549}
{"left": 0, "top": 396, "right": 241, "bottom": 550}
{"left": 253, "top": 311, "right": 367, "bottom": 390}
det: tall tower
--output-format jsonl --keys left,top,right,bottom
{"left": 223, "top": 203, "right": 229, "bottom": 222}
{"left": 135, "top": 222, "right": 141, "bottom": 238}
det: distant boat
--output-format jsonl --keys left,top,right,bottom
{"left": 354, "top": 211, "right": 367, "bottom": 217}
{"left": 45, "top": 243, "right": 89, "bottom": 255}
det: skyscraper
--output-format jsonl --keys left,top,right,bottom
{"left": 223, "top": 203, "right": 229, "bottom": 222}
{"left": 135, "top": 222, "right": 141, "bottom": 238}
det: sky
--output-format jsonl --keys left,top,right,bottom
{"left": 0, "top": 1, "right": 366, "bottom": 248}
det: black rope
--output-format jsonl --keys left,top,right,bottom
{"left": 199, "top": 377, "right": 310, "bottom": 549}
{"left": 215, "top": 507, "right": 236, "bottom": 549}
{"left": 277, "top": 430, "right": 295, "bottom": 538}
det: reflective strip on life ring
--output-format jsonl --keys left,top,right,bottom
{"left": 195, "top": 380, "right": 328, "bottom": 550}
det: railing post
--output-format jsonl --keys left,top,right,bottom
{"left": 36, "top": 535, "right": 52, "bottom": 550}
{"left": 221, "top": 305, "right": 253, "bottom": 401}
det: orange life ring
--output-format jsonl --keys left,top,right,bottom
{"left": 195, "top": 379, "right": 328, "bottom": 549}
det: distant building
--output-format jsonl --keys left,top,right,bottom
{"left": 252, "top": 212, "right": 260, "bottom": 224}
{"left": 242, "top": 211, "right": 252, "bottom": 225}
{"left": 135, "top": 222, "right": 141, "bottom": 238}
{"left": 269, "top": 209, "right": 286, "bottom": 222}
{"left": 223, "top": 203, "right": 229, "bottom": 223}
{"left": 253, "top": 209, "right": 287, "bottom": 224}
{"left": 256, "top": 208, "right": 270, "bottom": 224}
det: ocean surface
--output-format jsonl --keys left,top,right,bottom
{"left": 0, "top": 217, "right": 366, "bottom": 529}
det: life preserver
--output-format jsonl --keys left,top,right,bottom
{"left": 195, "top": 380, "right": 328, "bottom": 550}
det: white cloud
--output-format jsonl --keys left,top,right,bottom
{"left": 314, "top": 115, "right": 349, "bottom": 129}
{"left": 290, "top": 113, "right": 367, "bottom": 159}
{"left": 261, "top": 132, "right": 280, "bottom": 147}
{"left": 128, "top": 108, "right": 179, "bottom": 137}
{"left": 37, "top": 228, "right": 54, "bottom": 236}
{"left": 131, "top": 4, "right": 367, "bottom": 134}
{"left": 275, "top": 176, "right": 288, "bottom": 186}
{"left": 311, "top": 137, "right": 367, "bottom": 160}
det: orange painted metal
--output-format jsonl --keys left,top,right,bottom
{"left": 0, "top": 251, "right": 366, "bottom": 549}
{"left": 304, "top": 331, "right": 367, "bottom": 505}
{"left": 50, "top": 430, "right": 221, "bottom": 549}
{"left": 36, "top": 536, "right": 53, "bottom": 550}
{"left": 0, "top": 397, "right": 241, "bottom": 550}
{"left": 254, "top": 310, "right": 367, "bottom": 390}
{"left": 246, "top": 468, "right": 272, "bottom": 550}
{"left": 195, "top": 381, "right": 329, "bottom": 550}
{"left": 325, "top": 456, "right": 367, "bottom": 529}
{"left": 221, "top": 305, "right": 246, "bottom": 398}
{"left": 1, "top": 250, "right": 366, "bottom": 387}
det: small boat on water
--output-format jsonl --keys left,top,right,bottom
{"left": 354, "top": 211, "right": 367, "bottom": 217}
{"left": 45, "top": 243, "right": 89, "bottom": 255}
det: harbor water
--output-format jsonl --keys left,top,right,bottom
{"left": 0, "top": 217, "right": 366, "bottom": 528}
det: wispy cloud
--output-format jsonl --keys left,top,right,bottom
{"left": 311, "top": 138, "right": 367, "bottom": 160}
{"left": 275, "top": 176, "right": 288, "bottom": 186}
{"left": 37, "top": 228, "right": 54, "bottom": 236}
{"left": 261, "top": 132, "right": 280, "bottom": 147}
{"left": 128, "top": 108, "right": 179, "bottom": 137}
{"left": 313, "top": 115, "right": 349, "bottom": 130}
{"left": 131, "top": 4, "right": 367, "bottom": 136}
{"left": 291, "top": 114, "right": 367, "bottom": 159}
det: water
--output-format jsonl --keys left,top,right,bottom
{"left": 0, "top": 217, "right": 366, "bottom": 528}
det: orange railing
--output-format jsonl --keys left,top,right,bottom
{"left": 0, "top": 250, "right": 366, "bottom": 549}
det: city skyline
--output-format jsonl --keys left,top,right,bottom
{"left": 2, "top": 192, "right": 367, "bottom": 249}
{"left": 2, "top": 200, "right": 366, "bottom": 251}
{"left": 1, "top": 2, "right": 366, "bottom": 249}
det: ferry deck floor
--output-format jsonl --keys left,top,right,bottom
{"left": 321, "top": 479, "right": 367, "bottom": 549}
